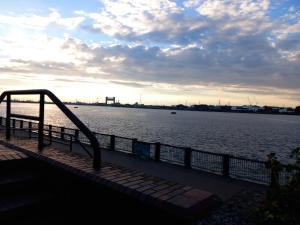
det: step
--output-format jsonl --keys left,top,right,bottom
{"left": 0, "top": 192, "right": 55, "bottom": 225}
{"left": 0, "top": 173, "right": 39, "bottom": 196}
{"left": 0, "top": 157, "right": 50, "bottom": 178}
{"left": 0, "top": 192, "right": 54, "bottom": 215}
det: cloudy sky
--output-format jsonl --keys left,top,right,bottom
{"left": 0, "top": 0, "right": 299, "bottom": 106}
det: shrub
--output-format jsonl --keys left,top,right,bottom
{"left": 257, "top": 148, "right": 300, "bottom": 225}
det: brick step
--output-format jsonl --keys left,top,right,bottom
{"left": 0, "top": 158, "right": 35, "bottom": 175}
{"left": 0, "top": 191, "right": 55, "bottom": 219}
{"left": 0, "top": 173, "right": 41, "bottom": 196}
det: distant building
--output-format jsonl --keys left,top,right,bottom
{"left": 278, "top": 107, "right": 294, "bottom": 113}
{"left": 231, "top": 105, "right": 262, "bottom": 112}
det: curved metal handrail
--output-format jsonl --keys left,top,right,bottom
{"left": 0, "top": 89, "right": 101, "bottom": 170}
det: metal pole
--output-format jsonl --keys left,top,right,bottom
{"left": 6, "top": 94, "right": 11, "bottom": 140}
{"left": 132, "top": 138, "right": 137, "bottom": 154}
{"left": 38, "top": 93, "right": 45, "bottom": 151}
{"left": 12, "top": 119, "right": 16, "bottom": 134}
{"left": 69, "top": 136, "right": 73, "bottom": 152}
{"left": 184, "top": 147, "right": 192, "bottom": 169}
{"left": 75, "top": 129, "right": 79, "bottom": 141}
{"left": 28, "top": 122, "right": 32, "bottom": 138}
{"left": 49, "top": 125, "right": 52, "bottom": 144}
{"left": 222, "top": 154, "right": 230, "bottom": 176}
{"left": 61, "top": 127, "right": 65, "bottom": 140}
{"left": 155, "top": 142, "right": 161, "bottom": 161}
{"left": 110, "top": 135, "right": 115, "bottom": 151}
{"left": 93, "top": 142, "right": 101, "bottom": 170}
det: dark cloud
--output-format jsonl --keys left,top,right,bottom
{"left": 3, "top": 37, "right": 300, "bottom": 92}
{"left": 110, "top": 80, "right": 152, "bottom": 88}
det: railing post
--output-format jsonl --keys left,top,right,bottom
{"left": 69, "top": 136, "right": 73, "bottom": 152}
{"left": 93, "top": 143, "right": 101, "bottom": 170}
{"left": 184, "top": 147, "right": 192, "bottom": 169}
{"left": 38, "top": 93, "right": 45, "bottom": 151}
{"left": 155, "top": 142, "right": 161, "bottom": 161}
{"left": 49, "top": 125, "right": 52, "bottom": 144}
{"left": 110, "top": 135, "right": 115, "bottom": 151}
{"left": 20, "top": 120, "right": 23, "bottom": 129}
{"left": 61, "top": 127, "right": 65, "bottom": 140}
{"left": 6, "top": 94, "right": 11, "bottom": 140}
{"left": 0, "top": 116, "right": 3, "bottom": 126}
{"left": 28, "top": 122, "right": 32, "bottom": 138}
{"left": 222, "top": 154, "right": 230, "bottom": 176}
{"left": 132, "top": 138, "right": 137, "bottom": 154}
{"left": 12, "top": 119, "right": 16, "bottom": 134}
{"left": 75, "top": 129, "right": 79, "bottom": 141}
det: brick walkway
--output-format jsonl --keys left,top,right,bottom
{"left": 0, "top": 144, "right": 27, "bottom": 162}
{"left": 0, "top": 134, "right": 219, "bottom": 220}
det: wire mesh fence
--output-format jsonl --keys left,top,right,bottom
{"left": 160, "top": 144, "right": 185, "bottom": 166}
{"left": 94, "top": 133, "right": 111, "bottom": 150}
{"left": 192, "top": 150, "right": 224, "bottom": 174}
{"left": 115, "top": 136, "right": 133, "bottom": 153}
{"left": 229, "top": 156, "right": 271, "bottom": 184}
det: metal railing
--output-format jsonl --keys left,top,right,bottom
{"left": 0, "top": 116, "right": 297, "bottom": 185}
{"left": 0, "top": 90, "right": 101, "bottom": 170}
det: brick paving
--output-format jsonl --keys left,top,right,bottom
{"left": 0, "top": 144, "right": 28, "bottom": 162}
{"left": 0, "top": 134, "right": 219, "bottom": 220}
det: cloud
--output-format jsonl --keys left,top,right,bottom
{"left": 77, "top": 0, "right": 210, "bottom": 44}
{"left": 1, "top": 35, "right": 299, "bottom": 91}
{"left": 110, "top": 80, "right": 152, "bottom": 88}
{"left": 194, "top": 0, "right": 269, "bottom": 19}
{"left": 0, "top": 9, "right": 85, "bottom": 30}
{"left": 0, "top": 1, "right": 300, "bottom": 105}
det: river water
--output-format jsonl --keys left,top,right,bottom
{"left": 1, "top": 103, "right": 299, "bottom": 162}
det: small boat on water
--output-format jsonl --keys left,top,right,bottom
{"left": 74, "top": 106, "right": 78, "bottom": 109}
{"left": 171, "top": 111, "right": 177, "bottom": 114}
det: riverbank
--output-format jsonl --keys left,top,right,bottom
{"left": 6, "top": 100, "right": 300, "bottom": 116}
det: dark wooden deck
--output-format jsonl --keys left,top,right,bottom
{"left": 0, "top": 134, "right": 219, "bottom": 221}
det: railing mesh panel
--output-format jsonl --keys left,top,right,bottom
{"left": 115, "top": 136, "right": 132, "bottom": 153}
{"left": 160, "top": 145, "right": 185, "bottom": 166}
{"left": 94, "top": 133, "right": 111, "bottom": 149}
{"left": 78, "top": 131, "right": 90, "bottom": 144}
{"left": 229, "top": 157, "right": 271, "bottom": 184}
{"left": 191, "top": 151, "right": 223, "bottom": 174}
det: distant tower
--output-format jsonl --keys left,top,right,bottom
{"left": 105, "top": 97, "right": 116, "bottom": 104}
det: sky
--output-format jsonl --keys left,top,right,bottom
{"left": 0, "top": 0, "right": 299, "bottom": 106}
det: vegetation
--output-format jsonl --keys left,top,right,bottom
{"left": 257, "top": 148, "right": 300, "bottom": 225}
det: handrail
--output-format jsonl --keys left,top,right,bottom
{"left": 0, "top": 89, "right": 101, "bottom": 170}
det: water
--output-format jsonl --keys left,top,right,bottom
{"left": 1, "top": 102, "right": 299, "bottom": 163}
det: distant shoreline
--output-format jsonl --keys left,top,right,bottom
{"left": 4, "top": 100, "right": 300, "bottom": 116}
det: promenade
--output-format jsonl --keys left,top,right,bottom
{"left": 0, "top": 132, "right": 265, "bottom": 219}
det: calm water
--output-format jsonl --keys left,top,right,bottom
{"left": 1, "top": 102, "right": 299, "bottom": 162}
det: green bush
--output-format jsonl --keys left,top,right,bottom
{"left": 257, "top": 148, "right": 300, "bottom": 225}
